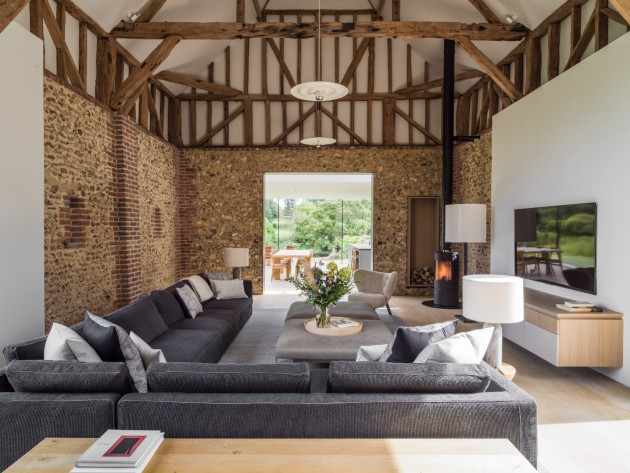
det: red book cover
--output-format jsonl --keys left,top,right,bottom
{"left": 103, "top": 436, "right": 147, "bottom": 457}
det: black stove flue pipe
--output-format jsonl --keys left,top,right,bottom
{"left": 440, "top": 39, "right": 455, "bottom": 251}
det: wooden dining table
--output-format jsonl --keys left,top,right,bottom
{"left": 272, "top": 249, "right": 313, "bottom": 278}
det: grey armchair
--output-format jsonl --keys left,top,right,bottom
{"left": 348, "top": 270, "right": 398, "bottom": 315}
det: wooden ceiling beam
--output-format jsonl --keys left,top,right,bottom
{"left": 110, "top": 36, "right": 181, "bottom": 111}
{"left": 155, "top": 70, "right": 242, "bottom": 96}
{"left": 197, "top": 103, "right": 246, "bottom": 146}
{"left": 40, "top": 0, "right": 85, "bottom": 90}
{"left": 111, "top": 21, "right": 530, "bottom": 41}
{"left": 394, "top": 105, "right": 441, "bottom": 145}
{"left": 609, "top": 0, "right": 630, "bottom": 25}
{"left": 455, "top": 36, "right": 523, "bottom": 101}
{"left": 53, "top": 0, "right": 108, "bottom": 37}
{"left": 137, "top": 0, "right": 168, "bottom": 23}
{"left": 320, "top": 107, "right": 367, "bottom": 145}
{"left": 468, "top": 0, "right": 502, "bottom": 23}
{"left": 564, "top": 8, "right": 596, "bottom": 71}
{"left": 266, "top": 38, "right": 296, "bottom": 87}
{"left": 341, "top": 38, "right": 372, "bottom": 87}
{"left": 602, "top": 6, "right": 629, "bottom": 25}
{"left": 396, "top": 70, "right": 484, "bottom": 95}
{"left": 0, "top": 0, "right": 29, "bottom": 35}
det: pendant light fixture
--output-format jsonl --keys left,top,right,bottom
{"left": 292, "top": 0, "right": 347, "bottom": 146}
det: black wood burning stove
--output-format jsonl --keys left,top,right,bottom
{"left": 433, "top": 251, "right": 460, "bottom": 308}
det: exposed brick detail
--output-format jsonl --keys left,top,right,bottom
{"left": 176, "top": 148, "right": 196, "bottom": 277}
{"left": 44, "top": 76, "right": 180, "bottom": 329}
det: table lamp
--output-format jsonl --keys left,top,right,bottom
{"left": 463, "top": 274, "right": 524, "bottom": 370}
{"left": 224, "top": 248, "right": 250, "bottom": 280}
{"left": 445, "top": 204, "right": 486, "bottom": 275}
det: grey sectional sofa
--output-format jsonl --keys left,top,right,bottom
{"left": 0, "top": 361, "right": 537, "bottom": 470}
{"left": 0, "top": 277, "right": 538, "bottom": 470}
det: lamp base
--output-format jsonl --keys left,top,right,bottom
{"left": 232, "top": 267, "right": 241, "bottom": 280}
{"left": 483, "top": 322, "right": 503, "bottom": 369}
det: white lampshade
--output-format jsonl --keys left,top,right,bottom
{"left": 223, "top": 248, "right": 249, "bottom": 267}
{"left": 463, "top": 274, "right": 524, "bottom": 324}
{"left": 445, "top": 204, "right": 487, "bottom": 243}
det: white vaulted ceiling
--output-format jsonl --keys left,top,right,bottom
{"left": 17, "top": 0, "right": 567, "bottom": 95}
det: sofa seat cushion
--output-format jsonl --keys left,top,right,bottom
{"left": 105, "top": 297, "right": 170, "bottom": 344}
{"left": 147, "top": 362, "right": 310, "bottom": 393}
{"left": 150, "top": 330, "right": 222, "bottom": 364}
{"left": 6, "top": 360, "right": 132, "bottom": 394}
{"left": 202, "top": 297, "right": 252, "bottom": 315}
{"left": 169, "top": 310, "right": 239, "bottom": 350}
{"left": 329, "top": 361, "right": 492, "bottom": 394}
{"left": 151, "top": 287, "right": 187, "bottom": 326}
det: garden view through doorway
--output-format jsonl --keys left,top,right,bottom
{"left": 263, "top": 173, "right": 373, "bottom": 294}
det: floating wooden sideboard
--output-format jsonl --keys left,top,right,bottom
{"left": 502, "top": 288, "right": 623, "bottom": 367}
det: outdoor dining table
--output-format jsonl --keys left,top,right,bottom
{"left": 272, "top": 250, "right": 313, "bottom": 278}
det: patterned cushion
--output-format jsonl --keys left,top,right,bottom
{"left": 6, "top": 360, "right": 132, "bottom": 394}
{"left": 379, "top": 320, "right": 457, "bottom": 363}
{"left": 85, "top": 312, "right": 147, "bottom": 393}
{"left": 147, "top": 362, "right": 311, "bottom": 393}
{"left": 176, "top": 286, "right": 203, "bottom": 318}
{"left": 329, "top": 361, "right": 492, "bottom": 394}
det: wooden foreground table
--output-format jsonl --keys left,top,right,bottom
{"left": 6, "top": 438, "right": 536, "bottom": 472}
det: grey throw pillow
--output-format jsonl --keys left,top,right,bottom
{"left": 85, "top": 312, "right": 147, "bottom": 393}
{"left": 209, "top": 279, "right": 248, "bottom": 300}
{"left": 205, "top": 271, "right": 229, "bottom": 281}
{"left": 356, "top": 344, "right": 388, "bottom": 362}
{"left": 379, "top": 320, "right": 457, "bottom": 363}
{"left": 176, "top": 285, "right": 203, "bottom": 318}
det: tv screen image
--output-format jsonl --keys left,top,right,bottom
{"left": 515, "top": 202, "right": 597, "bottom": 294}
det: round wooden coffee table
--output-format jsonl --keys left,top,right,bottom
{"left": 304, "top": 317, "right": 363, "bottom": 336}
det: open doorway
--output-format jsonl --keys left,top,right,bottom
{"left": 263, "top": 173, "right": 373, "bottom": 294}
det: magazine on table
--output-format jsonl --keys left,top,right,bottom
{"left": 71, "top": 430, "right": 164, "bottom": 473}
{"left": 331, "top": 318, "right": 359, "bottom": 328}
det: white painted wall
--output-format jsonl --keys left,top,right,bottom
{"left": 0, "top": 22, "right": 45, "bottom": 365}
{"left": 492, "top": 32, "right": 630, "bottom": 387}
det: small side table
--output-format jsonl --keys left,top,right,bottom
{"left": 499, "top": 363, "right": 516, "bottom": 381}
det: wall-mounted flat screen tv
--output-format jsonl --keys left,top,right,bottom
{"left": 515, "top": 203, "right": 597, "bottom": 294}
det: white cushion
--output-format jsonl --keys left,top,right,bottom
{"left": 176, "top": 285, "right": 203, "bottom": 318}
{"left": 182, "top": 275, "right": 214, "bottom": 302}
{"left": 130, "top": 332, "right": 166, "bottom": 368}
{"left": 210, "top": 279, "right": 248, "bottom": 300}
{"left": 356, "top": 344, "right": 388, "bottom": 362}
{"left": 44, "top": 323, "right": 102, "bottom": 362}
{"left": 414, "top": 327, "right": 494, "bottom": 364}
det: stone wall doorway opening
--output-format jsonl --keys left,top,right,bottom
{"left": 263, "top": 173, "right": 373, "bottom": 294}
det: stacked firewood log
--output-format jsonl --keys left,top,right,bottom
{"left": 410, "top": 267, "right": 434, "bottom": 285}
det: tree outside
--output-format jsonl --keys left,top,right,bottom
{"left": 264, "top": 198, "right": 372, "bottom": 262}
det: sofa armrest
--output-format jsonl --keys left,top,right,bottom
{"left": 0, "top": 367, "right": 14, "bottom": 392}
{"left": 243, "top": 280, "right": 253, "bottom": 298}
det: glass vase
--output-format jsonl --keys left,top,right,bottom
{"left": 316, "top": 305, "right": 331, "bottom": 328}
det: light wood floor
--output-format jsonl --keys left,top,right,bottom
{"left": 254, "top": 293, "right": 630, "bottom": 473}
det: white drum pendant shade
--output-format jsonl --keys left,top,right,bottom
{"left": 290, "top": 81, "right": 348, "bottom": 102}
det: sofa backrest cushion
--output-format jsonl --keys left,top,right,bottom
{"left": 147, "top": 362, "right": 311, "bottom": 393}
{"left": 152, "top": 282, "right": 191, "bottom": 326}
{"left": 328, "top": 362, "right": 492, "bottom": 394}
{"left": 5, "top": 360, "right": 132, "bottom": 394}
{"left": 104, "top": 297, "right": 169, "bottom": 344}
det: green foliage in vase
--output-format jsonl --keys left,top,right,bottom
{"left": 288, "top": 261, "right": 354, "bottom": 310}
